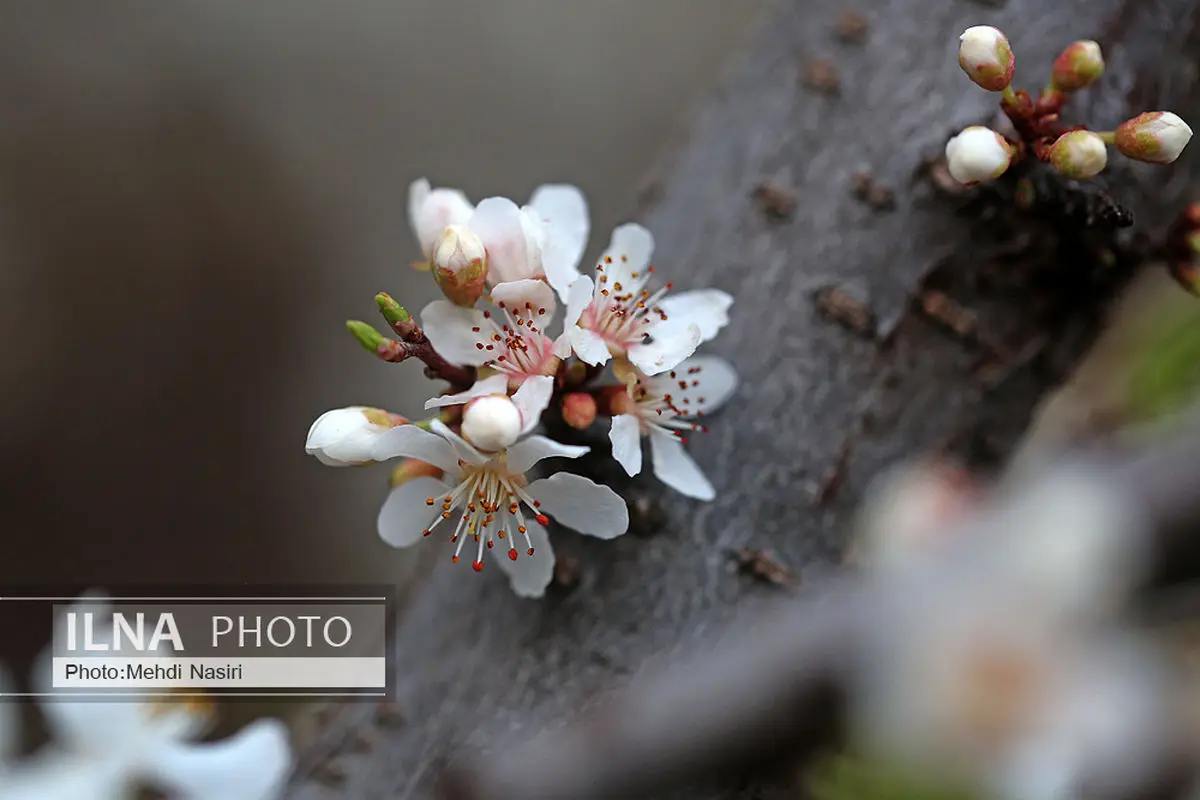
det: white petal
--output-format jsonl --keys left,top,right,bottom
{"left": 656, "top": 289, "right": 733, "bottom": 342}
{"left": 649, "top": 428, "right": 715, "bottom": 500}
{"left": 146, "top": 718, "right": 293, "bottom": 800}
{"left": 491, "top": 278, "right": 558, "bottom": 327}
{"left": 528, "top": 184, "right": 589, "bottom": 300}
{"left": 506, "top": 435, "right": 589, "bottom": 474}
{"left": 512, "top": 375, "right": 554, "bottom": 433}
{"left": 562, "top": 276, "right": 593, "bottom": 328}
{"left": 305, "top": 407, "right": 391, "bottom": 466}
{"left": 648, "top": 355, "right": 739, "bottom": 417}
{"left": 410, "top": 182, "right": 474, "bottom": 257}
{"left": 628, "top": 324, "right": 702, "bottom": 375}
{"left": 430, "top": 419, "right": 488, "bottom": 465}
{"left": 493, "top": 520, "right": 554, "bottom": 598}
{"left": 424, "top": 374, "right": 509, "bottom": 410}
{"left": 420, "top": 300, "right": 491, "bottom": 367}
{"left": 370, "top": 425, "right": 460, "bottom": 474}
{"left": 526, "top": 473, "right": 630, "bottom": 539}
{"left": 608, "top": 414, "right": 644, "bottom": 476}
{"left": 377, "top": 476, "right": 451, "bottom": 548}
{"left": 470, "top": 197, "right": 541, "bottom": 284}
{"left": 568, "top": 326, "right": 612, "bottom": 366}
{"left": 598, "top": 223, "right": 654, "bottom": 285}
{"left": 407, "top": 177, "right": 430, "bottom": 244}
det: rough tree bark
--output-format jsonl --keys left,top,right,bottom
{"left": 286, "top": 0, "right": 1200, "bottom": 797}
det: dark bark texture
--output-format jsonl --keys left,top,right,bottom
{"left": 286, "top": 0, "right": 1200, "bottom": 797}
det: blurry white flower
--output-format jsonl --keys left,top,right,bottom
{"left": 1050, "top": 40, "right": 1104, "bottom": 92}
{"left": 853, "top": 459, "right": 980, "bottom": 571}
{"left": 1048, "top": 130, "right": 1108, "bottom": 179}
{"left": 421, "top": 278, "right": 561, "bottom": 389}
{"left": 957, "top": 25, "right": 1014, "bottom": 91}
{"left": 1115, "top": 112, "right": 1194, "bottom": 164}
{"left": 607, "top": 355, "right": 737, "bottom": 500}
{"left": 945, "top": 126, "right": 1014, "bottom": 184}
{"left": 559, "top": 224, "right": 732, "bottom": 375}
{"left": 305, "top": 407, "right": 409, "bottom": 467}
{"left": 23, "top": 598, "right": 293, "bottom": 800}
{"left": 408, "top": 178, "right": 589, "bottom": 300}
{"left": 372, "top": 376, "right": 629, "bottom": 596}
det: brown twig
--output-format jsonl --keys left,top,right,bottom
{"left": 372, "top": 293, "right": 476, "bottom": 389}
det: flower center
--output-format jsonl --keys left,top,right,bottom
{"left": 633, "top": 364, "right": 711, "bottom": 441}
{"left": 581, "top": 259, "right": 672, "bottom": 352}
{"left": 471, "top": 304, "right": 557, "bottom": 382}
{"left": 420, "top": 457, "right": 550, "bottom": 572}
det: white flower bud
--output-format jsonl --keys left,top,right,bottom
{"left": 431, "top": 224, "right": 488, "bottom": 306}
{"left": 1048, "top": 130, "right": 1108, "bottom": 179}
{"left": 958, "top": 26, "right": 1015, "bottom": 92}
{"left": 461, "top": 394, "right": 522, "bottom": 452}
{"left": 1115, "top": 111, "right": 1193, "bottom": 164}
{"left": 945, "top": 126, "right": 1014, "bottom": 185}
{"left": 306, "top": 407, "right": 407, "bottom": 467}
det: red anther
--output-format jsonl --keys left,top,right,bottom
{"left": 421, "top": 529, "right": 432, "bottom": 537}
{"left": 508, "top": 548, "right": 519, "bottom": 561}
{"left": 482, "top": 311, "right": 491, "bottom": 318}
{"left": 425, "top": 498, "right": 435, "bottom": 505}
{"left": 527, "top": 547, "right": 535, "bottom": 556}
{"left": 680, "top": 437, "right": 689, "bottom": 444}
{"left": 533, "top": 500, "right": 541, "bottom": 507}
{"left": 538, "top": 307, "right": 546, "bottom": 315}
{"left": 476, "top": 343, "right": 485, "bottom": 350}
{"left": 471, "top": 326, "right": 481, "bottom": 332}
{"left": 452, "top": 555, "right": 460, "bottom": 563}
{"left": 497, "top": 301, "right": 506, "bottom": 308}
{"left": 536, "top": 513, "right": 550, "bottom": 526}
{"left": 472, "top": 560, "right": 484, "bottom": 572}
{"left": 487, "top": 540, "right": 494, "bottom": 549}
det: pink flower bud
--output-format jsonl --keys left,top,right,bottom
{"left": 1048, "top": 130, "right": 1108, "bottom": 179}
{"left": 944, "top": 127, "right": 1014, "bottom": 185}
{"left": 957, "top": 26, "right": 1015, "bottom": 92}
{"left": 431, "top": 224, "right": 488, "bottom": 307}
{"left": 1114, "top": 112, "right": 1193, "bottom": 164}
{"left": 1050, "top": 40, "right": 1104, "bottom": 92}
{"left": 561, "top": 392, "right": 598, "bottom": 430}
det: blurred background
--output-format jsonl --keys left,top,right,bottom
{"left": 0, "top": 0, "right": 767, "bottom": 614}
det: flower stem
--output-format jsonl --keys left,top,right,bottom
{"left": 1095, "top": 131, "right": 1117, "bottom": 144}
{"left": 1001, "top": 85, "right": 1018, "bottom": 104}
{"left": 370, "top": 292, "right": 476, "bottom": 389}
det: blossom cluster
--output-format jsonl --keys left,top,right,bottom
{"left": 945, "top": 26, "right": 1193, "bottom": 185}
{"left": 0, "top": 596, "right": 292, "bottom": 799}
{"left": 306, "top": 179, "right": 735, "bottom": 597}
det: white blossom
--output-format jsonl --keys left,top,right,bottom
{"left": 372, "top": 376, "right": 628, "bottom": 596}
{"left": 957, "top": 25, "right": 1014, "bottom": 91}
{"left": 558, "top": 224, "right": 732, "bottom": 375}
{"left": 408, "top": 178, "right": 589, "bottom": 300}
{"left": 607, "top": 355, "right": 737, "bottom": 500}
{"left": 1115, "top": 112, "right": 1194, "bottom": 164}
{"left": 306, "top": 407, "right": 408, "bottom": 467}
{"left": 421, "top": 278, "right": 562, "bottom": 390}
{"left": 945, "top": 126, "right": 1013, "bottom": 184}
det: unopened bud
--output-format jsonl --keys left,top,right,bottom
{"left": 389, "top": 458, "right": 445, "bottom": 488}
{"left": 375, "top": 293, "right": 412, "bottom": 326}
{"left": 461, "top": 394, "right": 522, "bottom": 452}
{"left": 957, "top": 26, "right": 1014, "bottom": 92}
{"left": 561, "top": 392, "right": 597, "bottom": 430}
{"left": 306, "top": 407, "right": 408, "bottom": 467}
{"left": 944, "top": 127, "right": 1014, "bottom": 185}
{"left": 1115, "top": 111, "right": 1193, "bottom": 164}
{"left": 1050, "top": 40, "right": 1104, "bottom": 92}
{"left": 431, "top": 225, "right": 488, "bottom": 307}
{"left": 1048, "top": 130, "right": 1108, "bottom": 179}
{"left": 347, "top": 320, "right": 386, "bottom": 353}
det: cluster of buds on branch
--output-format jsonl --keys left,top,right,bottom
{"left": 305, "top": 178, "right": 736, "bottom": 597}
{"left": 946, "top": 26, "right": 1193, "bottom": 185}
